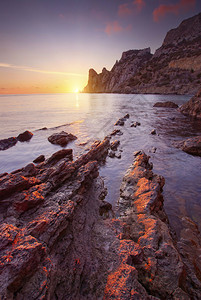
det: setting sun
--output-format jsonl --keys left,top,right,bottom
{"left": 74, "top": 88, "right": 79, "bottom": 93}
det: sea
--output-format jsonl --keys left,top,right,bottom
{"left": 0, "top": 93, "right": 201, "bottom": 237}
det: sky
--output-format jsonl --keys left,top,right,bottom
{"left": 0, "top": 0, "right": 200, "bottom": 94}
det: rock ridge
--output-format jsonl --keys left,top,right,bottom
{"left": 0, "top": 140, "right": 201, "bottom": 298}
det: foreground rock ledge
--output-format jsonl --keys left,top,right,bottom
{"left": 0, "top": 142, "right": 200, "bottom": 299}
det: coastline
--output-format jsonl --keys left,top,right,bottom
{"left": 0, "top": 135, "right": 200, "bottom": 298}
{"left": 0, "top": 92, "right": 201, "bottom": 298}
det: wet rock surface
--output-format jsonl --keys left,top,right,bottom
{"left": 0, "top": 131, "right": 33, "bottom": 151}
{"left": 17, "top": 130, "right": 33, "bottom": 142}
{"left": 0, "top": 137, "right": 17, "bottom": 151}
{"left": 48, "top": 131, "right": 77, "bottom": 146}
{"left": 179, "top": 88, "right": 201, "bottom": 119}
{"left": 153, "top": 101, "right": 178, "bottom": 108}
{"left": 0, "top": 139, "right": 200, "bottom": 299}
{"left": 175, "top": 136, "right": 201, "bottom": 156}
{"left": 33, "top": 154, "right": 45, "bottom": 163}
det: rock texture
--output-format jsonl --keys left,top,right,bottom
{"left": 17, "top": 131, "right": 33, "bottom": 142}
{"left": 84, "top": 13, "right": 201, "bottom": 95}
{"left": 179, "top": 88, "right": 201, "bottom": 118}
{"left": 0, "top": 141, "right": 201, "bottom": 299}
{"left": 0, "top": 137, "right": 17, "bottom": 151}
{"left": 175, "top": 136, "right": 201, "bottom": 156}
{"left": 48, "top": 131, "right": 77, "bottom": 146}
{"left": 153, "top": 101, "right": 178, "bottom": 108}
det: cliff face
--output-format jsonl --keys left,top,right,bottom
{"left": 84, "top": 13, "right": 201, "bottom": 95}
{"left": 84, "top": 48, "right": 152, "bottom": 93}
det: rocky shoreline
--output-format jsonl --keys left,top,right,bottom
{"left": 0, "top": 126, "right": 201, "bottom": 299}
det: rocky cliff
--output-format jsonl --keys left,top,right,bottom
{"left": 84, "top": 13, "right": 201, "bottom": 95}
{"left": 1, "top": 133, "right": 201, "bottom": 299}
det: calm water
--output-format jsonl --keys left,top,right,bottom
{"left": 0, "top": 93, "right": 201, "bottom": 237}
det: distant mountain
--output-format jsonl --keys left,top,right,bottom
{"left": 84, "top": 13, "right": 201, "bottom": 95}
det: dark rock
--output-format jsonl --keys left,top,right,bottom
{"left": 176, "top": 136, "right": 201, "bottom": 156}
{"left": 124, "top": 113, "right": 130, "bottom": 119}
{"left": 0, "top": 137, "right": 17, "bottom": 151}
{"left": 17, "top": 131, "right": 33, "bottom": 142}
{"left": 110, "top": 129, "right": 123, "bottom": 136}
{"left": 179, "top": 88, "right": 201, "bottom": 119}
{"left": 149, "top": 147, "right": 157, "bottom": 153}
{"left": 131, "top": 121, "right": 141, "bottom": 127}
{"left": 46, "top": 149, "right": 73, "bottom": 164}
{"left": 33, "top": 155, "right": 45, "bottom": 163}
{"left": 115, "top": 152, "right": 121, "bottom": 159}
{"left": 48, "top": 131, "right": 77, "bottom": 146}
{"left": 153, "top": 101, "right": 178, "bottom": 108}
{"left": 110, "top": 140, "right": 120, "bottom": 151}
{"left": 151, "top": 129, "right": 156, "bottom": 135}
{"left": 114, "top": 119, "right": 124, "bottom": 126}
{"left": 134, "top": 150, "right": 143, "bottom": 157}
{"left": 99, "top": 201, "right": 113, "bottom": 217}
{"left": 23, "top": 163, "right": 37, "bottom": 176}
{"left": 39, "top": 127, "right": 48, "bottom": 130}
{"left": 108, "top": 150, "right": 115, "bottom": 158}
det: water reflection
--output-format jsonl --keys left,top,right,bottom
{"left": 0, "top": 93, "right": 200, "bottom": 238}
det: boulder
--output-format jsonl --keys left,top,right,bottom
{"left": 0, "top": 137, "right": 17, "bottom": 151}
{"left": 179, "top": 88, "right": 201, "bottom": 118}
{"left": 153, "top": 101, "right": 178, "bottom": 108}
{"left": 114, "top": 119, "right": 124, "bottom": 126}
{"left": 110, "top": 129, "right": 123, "bottom": 136}
{"left": 110, "top": 140, "right": 120, "bottom": 151}
{"left": 48, "top": 131, "right": 77, "bottom": 146}
{"left": 151, "top": 129, "right": 156, "bottom": 135}
{"left": 176, "top": 136, "right": 201, "bottom": 156}
{"left": 131, "top": 121, "right": 141, "bottom": 127}
{"left": 17, "top": 130, "right": 33, "bottom": 142}
{"left": 33, "top": 155, "right": 45, "bottom": 163}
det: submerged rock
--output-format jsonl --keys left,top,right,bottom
{"left": 48, "top": 131, "right": 77, "bottom": 146}
{"left": 0, "top": 137, "right": 17, "bottom": 151}
{"left": 17, "top": 130, "right": 33, "bottom": 142}
{"left": 153, "top": 101, "right": 178, "bottom": 108}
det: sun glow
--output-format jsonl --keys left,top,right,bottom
{"left": 74, "top": 88, "right": 79, "bottom": 93}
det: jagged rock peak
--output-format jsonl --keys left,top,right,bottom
{"left": 89, "top": 68, "right": 98, "bottom": 76}
{"left": 163, "top": 12, "right": 201, "bottom": 46}
{"left": 121, "top": 47, "right": 151, "bottom": 61}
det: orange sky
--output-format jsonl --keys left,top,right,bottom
{"left": 0, "top": 0, "right": 199, "bottom": 94}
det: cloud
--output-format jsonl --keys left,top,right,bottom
{"left": 104, "top": 21, "right": 132, "bottom": 35}
{"left": 118, "top": 4, "right": 133, "bottom": 17}
{"left": 105, "top": 21, "right": 123, "bottom": 35}
{"left": 0, "top": 63, "right": 84, "bottom": 77}
{"left": 133, "top": 0, "right": 145, "bottom": 13}
{"left": 118, "top": 0, "right": 145, "bottom": 17}
{"left": 153, "top": 0, "right": 196, "bottom": 22}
